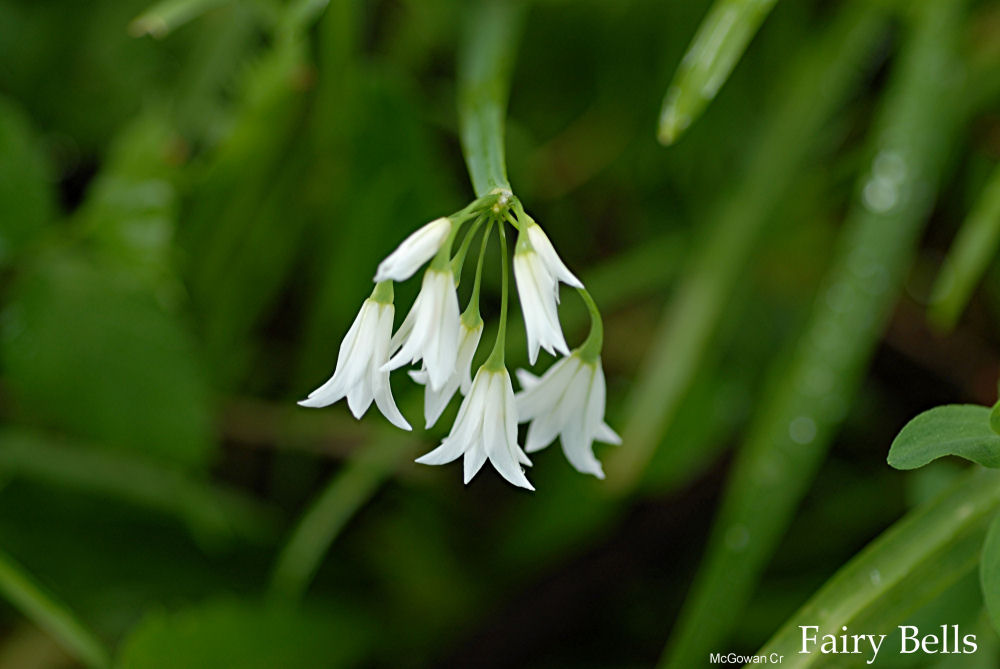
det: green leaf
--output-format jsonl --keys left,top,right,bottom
{"left": 0, "top": 548, "right": 110, "bottom": 669}
{"left": 929, "top": 161, "right": 1000, "bottom": 330}
{"left": 888, "top": 405, "right": 1000, "bottom": 470}
{"left": 0, "top": 96, "right": 55, "bottom": 268}
{"left": 116, "top": 599, "right": 370, "bottom": 669}
{"left": 658, "top": 0, "right": 779, "bottom": 145}
{"left": 457, "top": 0, "right": 525, "bottom": 197}
{"left": 990, "top": 398, "right": 1000, "bottom": 436}
{"left": 1, "top": 251, "right": 213, "bottom": 468}
{"left": 659, "top": 0, "right": 967, "bottom": 664}
{"left": 980, "top": 510, "right": 1000, "bottom": 635}
{"left": 757, "top": 468, "right": 1000, "bottom": 668}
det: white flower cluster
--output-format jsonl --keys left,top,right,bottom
{"left": 299, "top": 193, "right": 620, "bottom": 490}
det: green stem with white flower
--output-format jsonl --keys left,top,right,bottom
{"left": 451, "top": 215, "right": 487, "bottom": 282}
{"left": 463, "top": 221, "right": 494, "bottom": 327}
{"left": 483, "top": 221, "right": 510, "bottom": 371}
{"left": 576, "top": 288, "right": 604, "bottom": 364}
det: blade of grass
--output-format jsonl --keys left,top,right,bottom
{"left": 0, "top": 549, "right": 110, "bottom": 669}
{"left": 657, "top": 0, "right": 779, "bottom": 145}
{"left": 757, "top": 467, "right": 1000, "bottom": 667}
{"left": 128, "top": 0, "right": 230, "bottom": 38}
{"left": 0, "top": 429, "right": 275, "bottom": 545}
{"left": 929, "top": 164, "right": 1000, "bottom": 330}
{"left": 659, "top": 1, "right": 966, "bottom": 665}
{"left": 268, "top": 434, "right": 413, "bottom": 600}
{"left": 457, "top": 0, "right": 525, "bottom": 197}
{"left": 606, "top": 1, "right": 890, "bottom": 491}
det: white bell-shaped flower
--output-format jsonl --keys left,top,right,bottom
{"left": 298, "top": 298, "right": 411, "bottom": 430}
{"left": 416, "top": 367, "right": 534, "bottom": 490}
{"left": 513, "top": 222, "right": 583, "bottom": 364}
{"left": 515, "top": 354, "right": 620, "bottom": 479}
{"left": 385, "top": 268, "right": 461, "bottom": 391}
{"left": 409, "top": 319, "right": 484, "bottom": 428}
{"left": 374, "top": 217, "right": 451, "bottom": 283}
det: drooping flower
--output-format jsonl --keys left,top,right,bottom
{"left": 298, "top": 296, "right": 411, "bottom": 430}
{"left": 513, "top": 222, "right": 584, "bottom": 364}
{"left": 373, "top": 218, "right": 452, "bottom": 283}
{"left": 515, "top": 353, "right": 620, "bottom": 479}
{"left": 409, "top": 318, "right": 484, "bottom": 428}
{"left": 385, "top": 268, "right": 461, "bottom": 391}
{"left": 416, "top": 366, "right": 534, "bottom": 490}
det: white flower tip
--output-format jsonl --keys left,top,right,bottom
{"left": 514, "top": 368, "right": 540, "bottom": 391}
{"left": 297, "top": 398, "right": 322, "bottom": 408}
{"left": 597, "top": 422, "right": 622, "bottom": 445}
{"left": 373, "top": 218, "right": 452, "bottom": 283}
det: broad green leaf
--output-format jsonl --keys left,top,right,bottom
{"left": 0, "top": 251, "right": 213, "bottom": 468}
{"left": 990, "top": 398, "right": 1000, "bottom": 436}
{"left": 0, "top": 96, "right": 55, "bottom": 268}
{"left": 888, "top": 405, "right": 1000, "bottom": 470}
{"left": 980, "top": 510, "right": 1000, "bottom": 635}
{"left": 116, "top": 599, "right": 370, "bottom": 669}
{"left": 77, "top": 114, "right": 182, "bottom": 297}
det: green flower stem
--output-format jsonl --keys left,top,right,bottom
{"left": 457, "top": 0, "right": 526, "bottom": 197}
{"left": 929, "top": 163, "right": 1000, "bottom": 330}
{"left": 463, "top": 220, "right": 495, "bottom": 325}
{"left": 659, "top": 1, "right": 965, "bottom": 666}
{"left": 268, "top": 433, "right": 414, "bottom": 600}
{"left": 575, "top": 288, "right": 604, "bottom": 363}
{"left": 450, "top": 215, "right": 487, "bottom": 282}
{"left": 370, "top": 280, "right": 393, "bottom": 304}
{"left": 484, "top": 223, "right": 510, "bottom": 371}
{"left": 658, "top": 0, "right": 779, "bottom": 145}
{"left": 606, "top": 1, "right": 890, "bottom": 491}
{"left": 757, "top": 467, "right": 1000, "bottom": 668}
{"left": 0, "top": 549, "right": 110, "bottom": 668}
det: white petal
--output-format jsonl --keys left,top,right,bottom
{"left": 514, "top": 368, "right": 540, "bottom": 391}
{"left": 415, "top": 369, "right": 488, "bottom": 465}
{"left": 374, "top": 218, "right": 451, "bottom": 283}
{"left": 515, "top": 252, "right": 569, "bottom": 364}
{"left": 415, "top": 436, "right": 467, "bottom": 466}
{"left": 515, "top": 356, "right": 576, "bottom": 421}
{"left": 424, "top": 272, "right": 461, "bottom": 390}
{"left": 595, "top": 422, "right": 622, "bottom": 445}
{"left": 346, "top": 370, "right": 374, "bottom": 418}
{"left": 560, "top": 435, "right": 605, "bottom": 479}
{"left": 456, "top": 323, "right": 483, "bottom": 395}
{"left": 371, "top": 306, "right": 412, "bottom": 430}
{"left": 484, "top": 373, "right": 534, "bottom": 490}
{"left": 527, "top": 223, "right": 583, "bottom": 289}
{"left": 299, "top": 300, "right": 377, "bottom": 407}
{"left": 422, "top": 378, "right": 459, "bottom": 428}
{"left": 463, "top": 440, "right": 488, "bottom": 484}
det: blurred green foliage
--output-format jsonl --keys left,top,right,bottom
{"left": 0, "top": 0, "right": 998, "bottom": 667}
